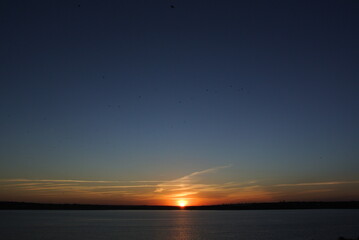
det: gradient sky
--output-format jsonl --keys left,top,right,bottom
{"left": 0, "top": 0, "right": 358, "bottom": 206}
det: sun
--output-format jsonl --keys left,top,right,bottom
{"left": 177, "top": 200, "right": 188, "bottom": 207}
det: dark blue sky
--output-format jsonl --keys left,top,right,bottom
{"left": 0, "top": 0, "right": 358, "bottom": 204}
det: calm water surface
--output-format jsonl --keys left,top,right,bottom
{"left": 1, "top": 209, "right": 358, "bottom": 240}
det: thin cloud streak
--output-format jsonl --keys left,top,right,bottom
{"left": 154, "top": 165, "right": 231, "bottom": 193}
{"left": 275, "top": 180, "right": 359, "bottom": 187}
{"left": 150, "top": 165, "right": 272, "bottom": 204}
{"left": 2, "top": 169, "right": 358, "bottom": 205}
{"left": 0, "top": 179, "right": 164, "bottom": 183}
{"left": 172, "top": 165, "right": 231, "bottom": 182}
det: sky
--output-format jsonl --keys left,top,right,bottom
{"left": 0, "top": 0, "right": 358, "bottom": 206}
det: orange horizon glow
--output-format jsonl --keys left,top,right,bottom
{"left": 1, "top": 170, "right": 359, "bottom": 206}
{"left": 177, "top": 199, "right": 188, "bottom": 207}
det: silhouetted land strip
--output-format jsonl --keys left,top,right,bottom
{"left": 1, "top": 201, "right": 359, "bottom": 210}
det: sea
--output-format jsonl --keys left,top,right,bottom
{"left": 1, "top": 209, "right": 358, "bottom": 240}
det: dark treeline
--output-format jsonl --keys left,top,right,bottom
{"left": 1, "top": 201, "right": 359, "bottom": 210}
{"left": 187, "top": 201, "right": 359, "bottom": 210}
{"left": 0, "top": 202, "right": 179, "bottom": 210}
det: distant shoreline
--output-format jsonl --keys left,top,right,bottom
{"left": 1, "top": 201, "right": 358, "bottom": 210}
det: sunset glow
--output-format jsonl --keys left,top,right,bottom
{"left": 177, "top": 200, "right": 188, "bottom": 207}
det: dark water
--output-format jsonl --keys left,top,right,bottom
{"left": 1, "top": 209, "right": 358, "bottom": 240}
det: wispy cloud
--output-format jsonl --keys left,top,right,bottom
{"left": 0, "top": 178, "right": 161, "bottom": 198}
{"left": 154, "top": 165, "right": 231, "bottom": 193}
{"left": 0, "top": 165, "right": 247, "bottom": 205}
{"left": 275, "top": 180, "right": 359, "bottom": 187}
{"left": 296, "top": 189, "right": 334, "bottom": 194}
{"left": 172, "top": 165, "right": 231, "bottom": 182}
{"left": 6, "top": 167, "right": 356, "bottom": 205}
{"left": 0, "top": 179, "right": 163, "bottom": 183}
{"left": 150, "top": 165, "right": 272, "bottom": 204}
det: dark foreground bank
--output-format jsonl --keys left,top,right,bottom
{"left": 1, "top": 201, "right": 359, "bottom": 210}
